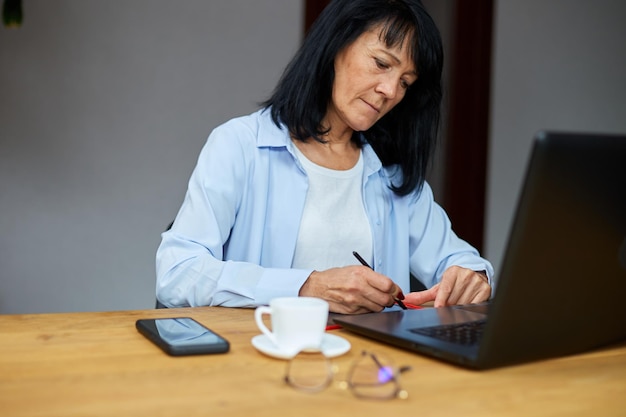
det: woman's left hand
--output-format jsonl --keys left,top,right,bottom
{"left": 403, "top": 266, "right": 491, "bottom": 308}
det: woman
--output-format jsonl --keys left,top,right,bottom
{"left": 156, "top": 0, "right": 494, "bottom": 313}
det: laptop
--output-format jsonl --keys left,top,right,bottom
{"left": 334, "top": 131, "right": 626, "bottom": 369}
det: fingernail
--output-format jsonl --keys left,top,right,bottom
{"left": 397, "top": 290, "right": 405, "bottom": 300}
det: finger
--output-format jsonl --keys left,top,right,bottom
{"left": 457, "top": 280, "right": 487, "bottom": 305}
{"left": 468, "top": 281, "right": 492, "bottom": 304}
{"left": 359, "top": 268, "right": 404, "bottom": 306}
{"left": 328, "top": 301, "right": 376, "bottom": 315}
{"left": 301, "top": 269, "right": 375, "bottom": 313}
{"left": 329, "top": 284, "right": 389, "bottom": 314}
{"left": 324, "top": 284, "right": 384, "bottom": 313}
{"left": 436, "top": 266, "right": 488, "bottom": 307}
{"left": 326, "top": 287, "right": 386, "bottom": 313}
{"left": 389, "top": 283, "right": 405, "bottom": 303}
{"left": 469, "top": 290, "right": 489, "bottom": 305}
{"left": 457, "top": 270, "right": 492, "bottom": 304}
{"left": 434, "top": 275, "right": 456, "bottom": 308}
{"left": 438, "top": 269, "right": 492, "bottom": 306}
{"left": 317, "top": 266, "right": 403, "bottom": 313}
{"left": 362, "top": 268, "right": 396, "bottom": 294}
{"left": 403, "top": 284, "right": 439, "bottom": 306}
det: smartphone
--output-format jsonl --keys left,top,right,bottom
{"left": 136, "top": 317, "right": 230, "bottom": 356}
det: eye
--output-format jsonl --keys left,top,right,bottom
{"left": 401, "top": 75, "right": 417, "bottom": 90}
{"left": 374, "top": 58, "right": 390, "bottom": 70}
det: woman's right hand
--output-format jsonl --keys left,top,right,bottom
{"left": 298, "top": 266, "right": 404, "bottom": 314}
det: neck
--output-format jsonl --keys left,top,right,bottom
{"left": 293, "top": 137, "right": 360, "bottom": 171}
{"left": 322, "top": 126, "right": 353, "bottom": 145}
{"left": 320, "top": 109, "right": 354, "bottom": 145}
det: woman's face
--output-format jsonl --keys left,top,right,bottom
{"left": 326, "top": 25, "right": 418, "bottom": 135}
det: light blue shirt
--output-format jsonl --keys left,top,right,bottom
{"left": 156, "top": 108, "right": 494, "bottom": 308}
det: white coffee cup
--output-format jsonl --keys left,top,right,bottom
{"left": 254, "top": 297, "right": 329, "bottom": 354}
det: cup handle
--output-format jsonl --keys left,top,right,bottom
{"left": 254, "top": 306, "right": 278, "bottom": 346}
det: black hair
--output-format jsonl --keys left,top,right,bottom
{"left": 263, "top": 0, "right": 443, "bottom": 196}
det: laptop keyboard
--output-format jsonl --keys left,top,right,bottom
{"left": 409, "top": 319, "right": 487, "bottom": 346}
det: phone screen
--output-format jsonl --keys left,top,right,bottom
{"left": 136, "top": 317, "right": 230, "bottom": 356}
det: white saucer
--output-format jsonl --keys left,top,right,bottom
{"left": 251, "top": 333, "right": 351, "bottom": 360}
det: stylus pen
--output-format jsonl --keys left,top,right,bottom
{"left": 352, "top": 251, "right": 408, "bottom": 310}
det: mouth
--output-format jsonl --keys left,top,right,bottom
{"left": 362, "top": 99, "right": 381, "bottom": 113}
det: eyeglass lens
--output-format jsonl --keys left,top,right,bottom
{"left": 285, "top": 350, "right": 409, "bottom": 400}
{"left": 285, "top": 351, "right": 333, "bottom": 392}
{"left": 348, "top": 351, "right": 405, "bottom": 399}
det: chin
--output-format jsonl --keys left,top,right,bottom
{"left": 349, "top": 118, "right": 378, "bottom": 133}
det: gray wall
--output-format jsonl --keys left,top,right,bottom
{"left": 2, "top": 0, "right": 625, "bottom": 314}
{"left": 486, "top": 0, "right": 626, "bottom": 272}
{"left": 0, "top": 0, "right": 303, "bottom": 313}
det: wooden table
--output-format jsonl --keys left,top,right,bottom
{"left": 1, "top": 307, "right": 625, "bottom": 416}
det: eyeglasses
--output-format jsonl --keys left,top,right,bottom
{"left": 284, "top": 350, "right": 411, "bottom": 400}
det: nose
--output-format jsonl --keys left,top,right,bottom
{"left": 375, "top": 75, "right": 400, "bottom": 100}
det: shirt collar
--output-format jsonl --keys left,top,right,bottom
{"left": 257, "top": 108, "right": 291, "bottom": 147}
{"left": 256, "top": 107, "right": 383, "bottom": 175}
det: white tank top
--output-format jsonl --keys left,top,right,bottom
{"left": 291, "top": 145, "right": 373, "bottom": 270}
